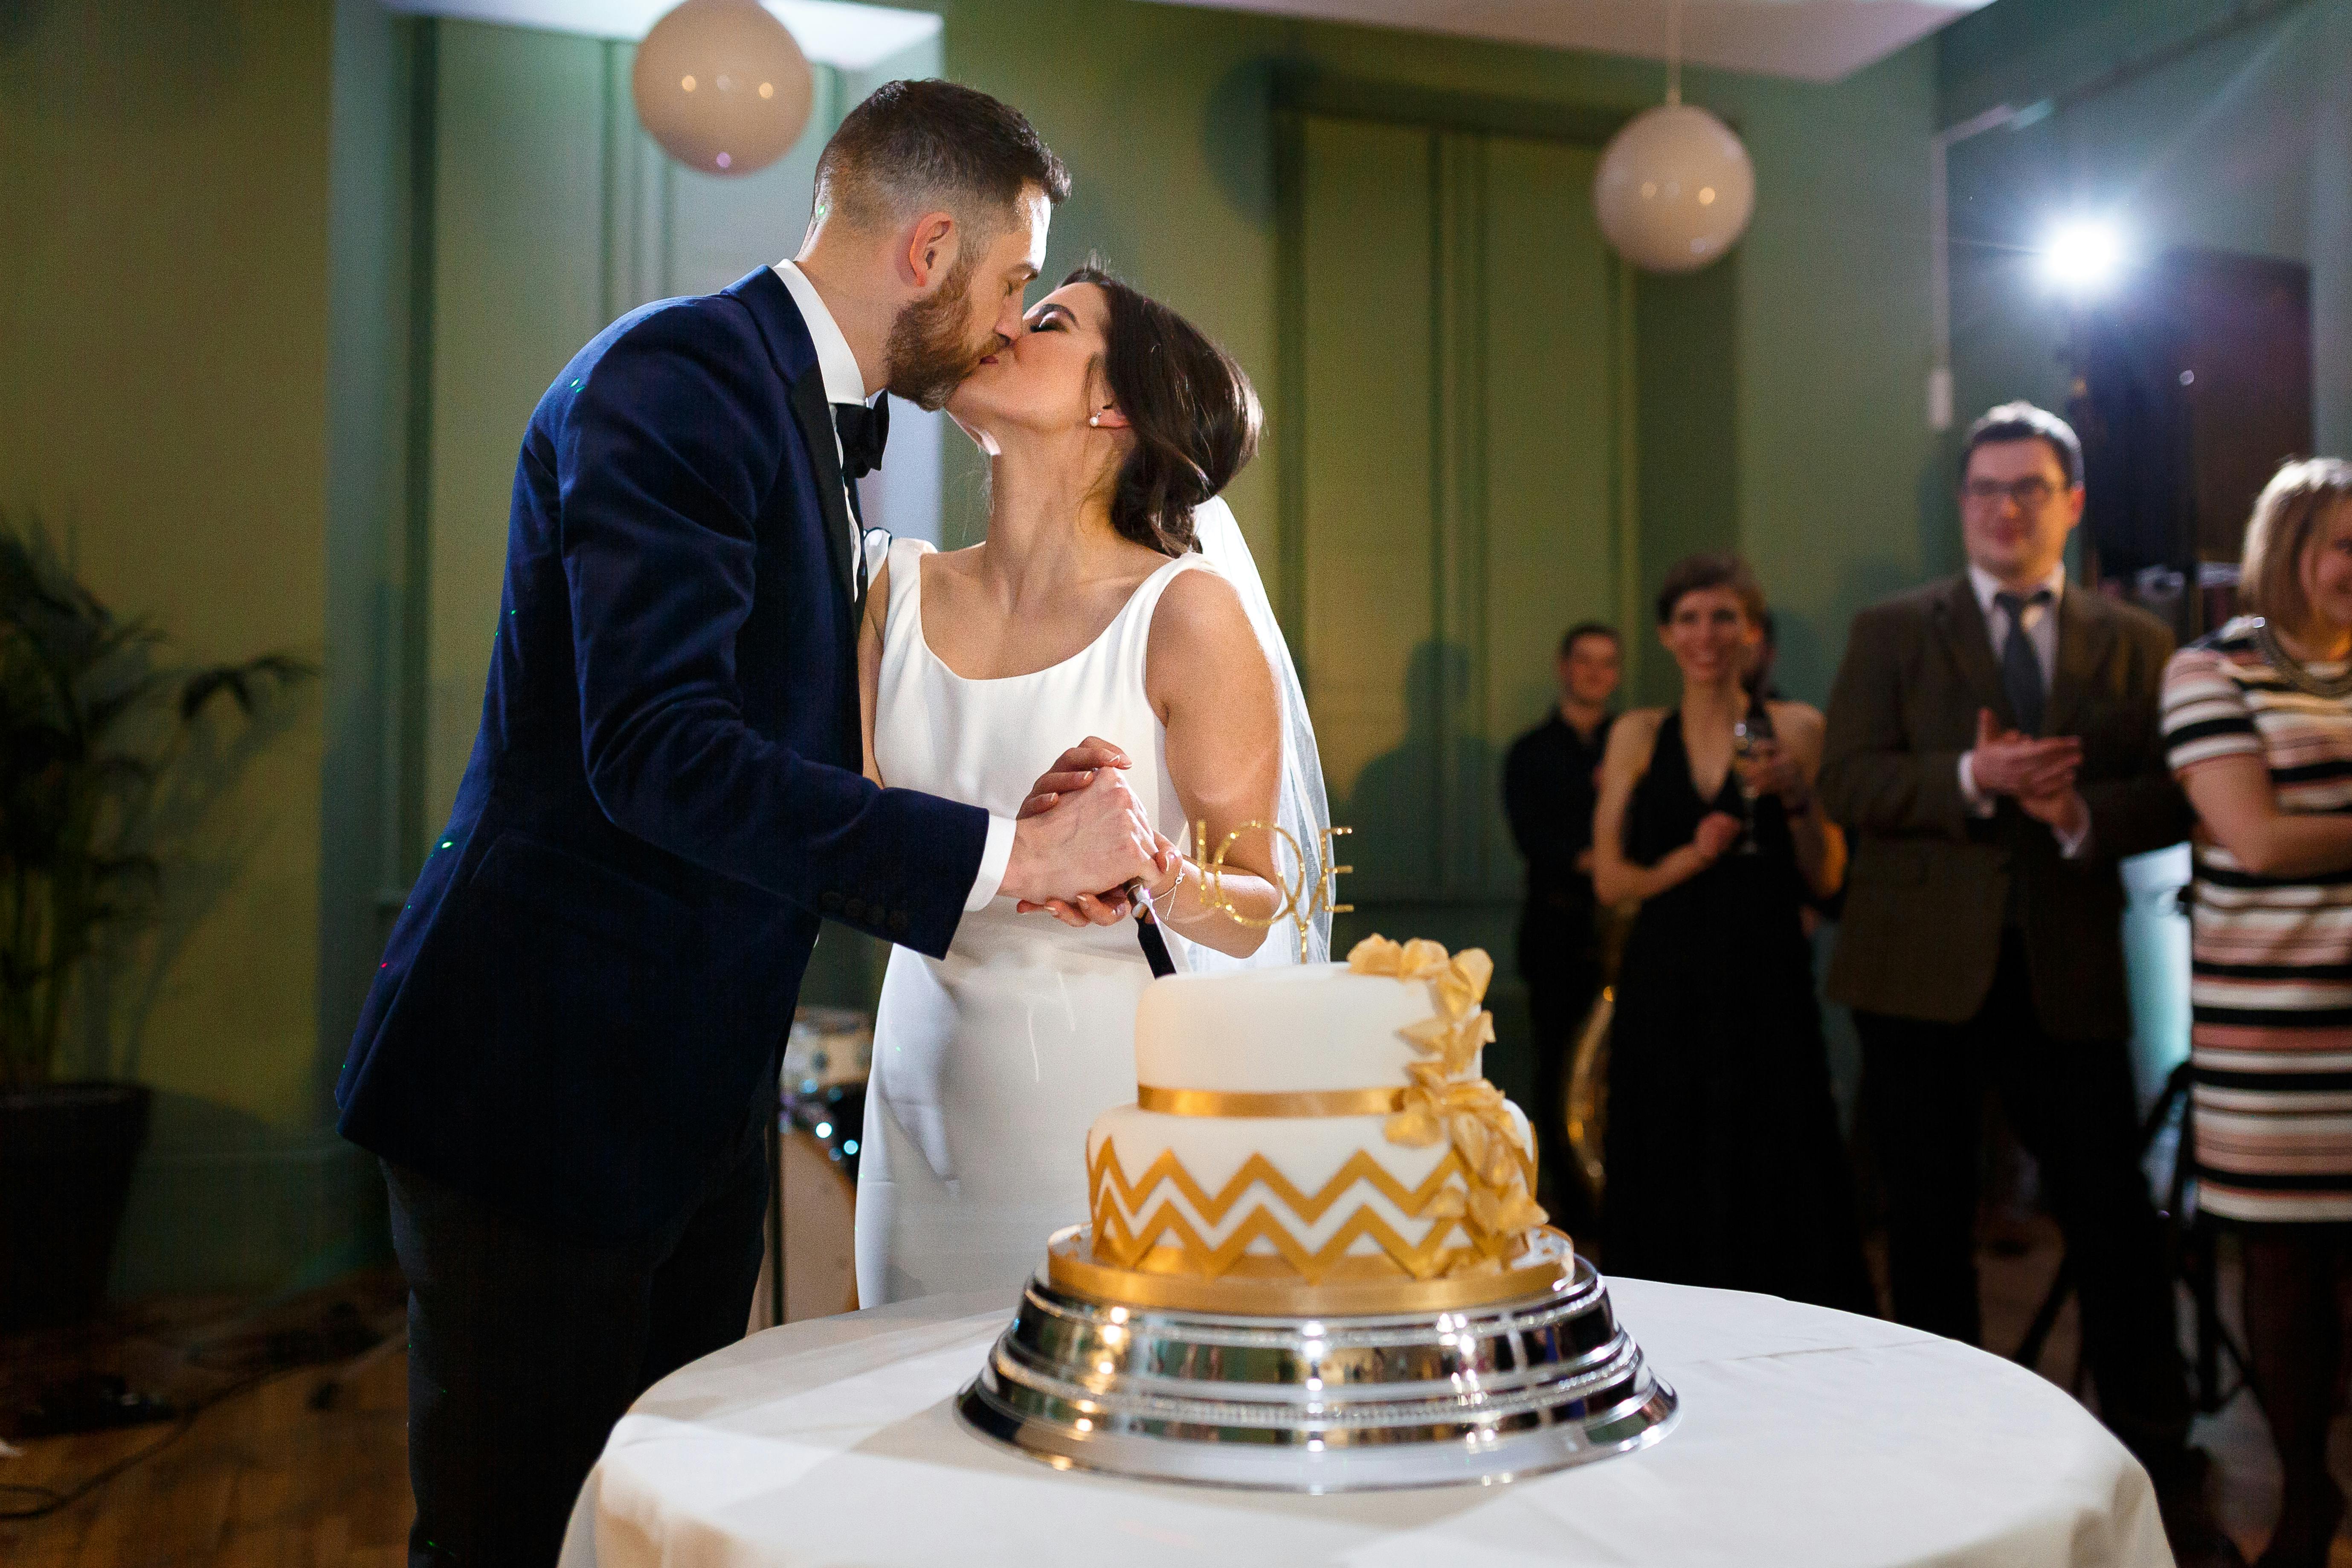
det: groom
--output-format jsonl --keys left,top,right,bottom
{"left": 335, "top": 82, "right": 1157, "bottom": 1567}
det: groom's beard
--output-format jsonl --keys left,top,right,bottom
{"left": 884, "top": 255, "right": 989, "bottom": 412}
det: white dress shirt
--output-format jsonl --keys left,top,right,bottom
{"left": 772, "top": 260, "right": 1015, "bottom": 912}
{"left": 1957, "top": 561, "right": 2089, "bottom": 857}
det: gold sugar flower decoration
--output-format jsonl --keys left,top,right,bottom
{"left": 1346, "top": 933, "right": 1453, "bottom": 980}
{"left": 1352, "top": 934, "right": 1549, "bottom": 1267}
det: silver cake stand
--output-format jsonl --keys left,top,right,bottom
{"left": 955, "top": 1227, "right": 1678, "bottom": 1492}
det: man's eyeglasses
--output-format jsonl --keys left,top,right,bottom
{"left": 1963, "top": 477, "right": 2063, "bottom": 508}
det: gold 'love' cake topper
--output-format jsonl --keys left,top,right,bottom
{"left": 1193, "top": 820, "right": 1353, "bottom": 962}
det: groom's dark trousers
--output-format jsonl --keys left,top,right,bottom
{"left": 336, "top": 268, "right": 988, "bottom": 1567}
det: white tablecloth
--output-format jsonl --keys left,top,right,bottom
{"left": 557, "top": 1278, "right": 2172, "bottom": 1568}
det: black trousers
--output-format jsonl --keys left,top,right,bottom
{"left": 1522, "top": 903, "right": 1604, "bottom": 1226}
{"left": 1855, "top": 932, "right": 2189, "bottom": 1468}
{"left": 384, "top": 1114, "right": 769, "bottom": 1568}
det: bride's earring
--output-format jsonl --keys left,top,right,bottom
{"left": 1088, "top": 414, "right": 1101, "bottom": 427}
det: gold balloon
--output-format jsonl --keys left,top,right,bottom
{"left": 631, "top": 0, "right": 812, "bottom": 177}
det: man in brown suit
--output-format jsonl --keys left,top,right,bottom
{"left": 1822, "top": 403, "right": 2230, "bottom": 1564}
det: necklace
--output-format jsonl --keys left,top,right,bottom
{"left": 2253, "top": 617, "right": 2352, "bottom": 699}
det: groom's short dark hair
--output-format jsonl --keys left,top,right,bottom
{"left": 815, "top": 80, "right": 1070, "bottom": 236}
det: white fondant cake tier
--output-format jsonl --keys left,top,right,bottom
{"left": 1085, "top": 1102, "right": 1533, "bottom": 1271}
{"left": 1132, "top": 962, "right": 1477, "bottom": 1094}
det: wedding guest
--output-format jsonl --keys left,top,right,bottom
{"left": 1591, "top": 554, "right": 1873, "bottom": 1310}
{"left": 1820, "top": 403, "right": 2230, "bottom": 1565}
{"left": 2163, "top": 458, "right": 2352, "bottom": 1568}
{"left": 1503, "top": 622, "right": 1620, "bottom": 1211}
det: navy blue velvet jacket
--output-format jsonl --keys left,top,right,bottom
{"left": 336, "top": 267, "right": 986, "bottom": 1240}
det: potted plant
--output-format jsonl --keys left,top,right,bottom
{"left": 0, "top": 510, "right": 313, "bottom": 1330}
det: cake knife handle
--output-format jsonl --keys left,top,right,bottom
{"left": 1122, "top": 878, "right": 1178, "bottom": 980}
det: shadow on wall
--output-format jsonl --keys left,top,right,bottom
{"left": 63, "top": 681, "right": 319, "bottom": 1085}
{"left": 1201, "top": 55, "right": 1277, "bottom": 231}
{"left": 1341, "top": 640, "right": 1494, "bottom": 901}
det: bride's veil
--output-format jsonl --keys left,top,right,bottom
{"left": 1185, "top": 496, "right": 1334, "bottom": 969}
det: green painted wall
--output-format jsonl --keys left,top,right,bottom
{"left": 0, "top": 0, "right": 357, "bottom": 1294}
{"left": 1940, "top": 0, "right": 2352, "bottom": 524}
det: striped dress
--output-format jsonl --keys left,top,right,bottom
{"left": 2162, "top": 616, "right": 2352, "bottom": 1223}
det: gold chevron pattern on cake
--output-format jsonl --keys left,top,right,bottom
{"left": 1087, "top": 1137, "right": 1537, "bottom": 1283}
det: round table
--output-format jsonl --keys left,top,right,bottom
{"left": 557, "top": 1277, "right": 2172, "bottom": 1568}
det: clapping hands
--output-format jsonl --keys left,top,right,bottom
{"left": 1970, "top": 708, "right": 2079, "bottom": 797}
{"left": 1972, "top": 709, "right": 2090, "bottom": 839}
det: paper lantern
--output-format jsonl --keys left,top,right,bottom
{"left": 1592, "top": 104, "right": 1755, "bottom": 274}
{"left": 632, "top": 0, "right": 812, "bottom": 177}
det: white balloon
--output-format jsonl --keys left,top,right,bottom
{"left": 1592, "top": 103, "right": 1756, "bottom": 274}
{"left": 632, "top": 0, "right": 812, "bottom": 178}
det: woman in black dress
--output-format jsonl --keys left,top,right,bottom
{"left": 1591, "top": 554, "right": 1874, "bottom": 1313}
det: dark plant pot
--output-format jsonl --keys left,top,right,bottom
{"left": 0, "top": 1081, "right": 151, "bottom": 1331}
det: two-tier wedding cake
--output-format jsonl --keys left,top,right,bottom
{"left": 959, "top": 933, "right": 1678, "bottom": 1490}
{"left": 1050, "top": 935, "right": 1564, "bottom": 1313}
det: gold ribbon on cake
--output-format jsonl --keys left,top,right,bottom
{"left": 1136, "top": 1086, "right": 1407, "bottom": 1117}
{"left": 1349, "top": 934, "right": 1549, "bottom": 1264}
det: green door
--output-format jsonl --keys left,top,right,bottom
{"left": 1298, "top": 116, "right": 1627, "bottom": 940}
{"left": 1286, "top": 113, "right": 1625, "bottom": 1100}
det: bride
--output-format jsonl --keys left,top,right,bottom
{"left": 853, "top": 265, "right": 1328, "bottom": 1306}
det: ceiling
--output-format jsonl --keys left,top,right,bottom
{"left": 1143, "top": 0, "right": 1993, "bottom": 84}
{"left": 380, "top": 0, "right": 942, "bottom": 71}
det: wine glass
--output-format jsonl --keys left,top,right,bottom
{"left": 1730, "top": 709, "right": 1775, "bottom": 855}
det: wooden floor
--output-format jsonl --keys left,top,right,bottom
{"left": 1974, "top": 1211, "right": 2352, "bottom": 1568}
{"left": 2, "top": 1233, "right": 2346, "bottom": 1567}
{"left": 0, "top": 1280, "right": 413, "bottom": 1568}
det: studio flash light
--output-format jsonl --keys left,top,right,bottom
{"left": 2042, "top": 218, "right": 2126, "bottom": 294}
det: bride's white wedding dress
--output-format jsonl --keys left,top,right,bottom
{"left": 855, "top": 535, "right": 1215, "bottom": 1307}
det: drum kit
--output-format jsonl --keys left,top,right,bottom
{"left": 746, "top": 1006, "right": 869, "bottom": 1331}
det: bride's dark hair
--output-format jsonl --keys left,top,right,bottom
{"left": 1064, "top": 264, "right": 1260, "bottom": 556}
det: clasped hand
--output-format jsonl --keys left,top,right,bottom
{"left": 1690, "top": 811, "right": 1746, "bottom": 863}
{"left": 1970, "top": 708, "right": 2088, "bottom": 833}
{"left": 1006, "top": 736, "right": 1177, "bottom": 928}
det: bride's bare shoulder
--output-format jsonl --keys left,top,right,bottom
{"left": 1151, "top": 559, "right": 1251, "bottom": 642}
{"left": 1146, "top": 562, "right": 1267, "bottom": 710}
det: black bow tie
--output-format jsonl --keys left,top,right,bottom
{"left": 833, "top": 396, "right": 889, "bottom": 479}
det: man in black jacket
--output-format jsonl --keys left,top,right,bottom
{"left": 1504, "top": 622, "right": 1621, "bottom": 1214}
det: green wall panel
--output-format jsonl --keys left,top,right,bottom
{"left": 1297, "top": 116, "right": 1439, "bottom": 900}
{"left": 1296, "top": 117, "right": 1620, "bottom": 910}
{"left": 1479, "top": 136, "right": 1616, "bottom": 890}
{"left": 1288, "top": 113, "right": 1624, "bottom": 1112}
{"left": 1631, "top": 265, "right": 1739, "bottom": 707}
{"left": 426, "top": 23, "right": 612, "bottom": 833}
